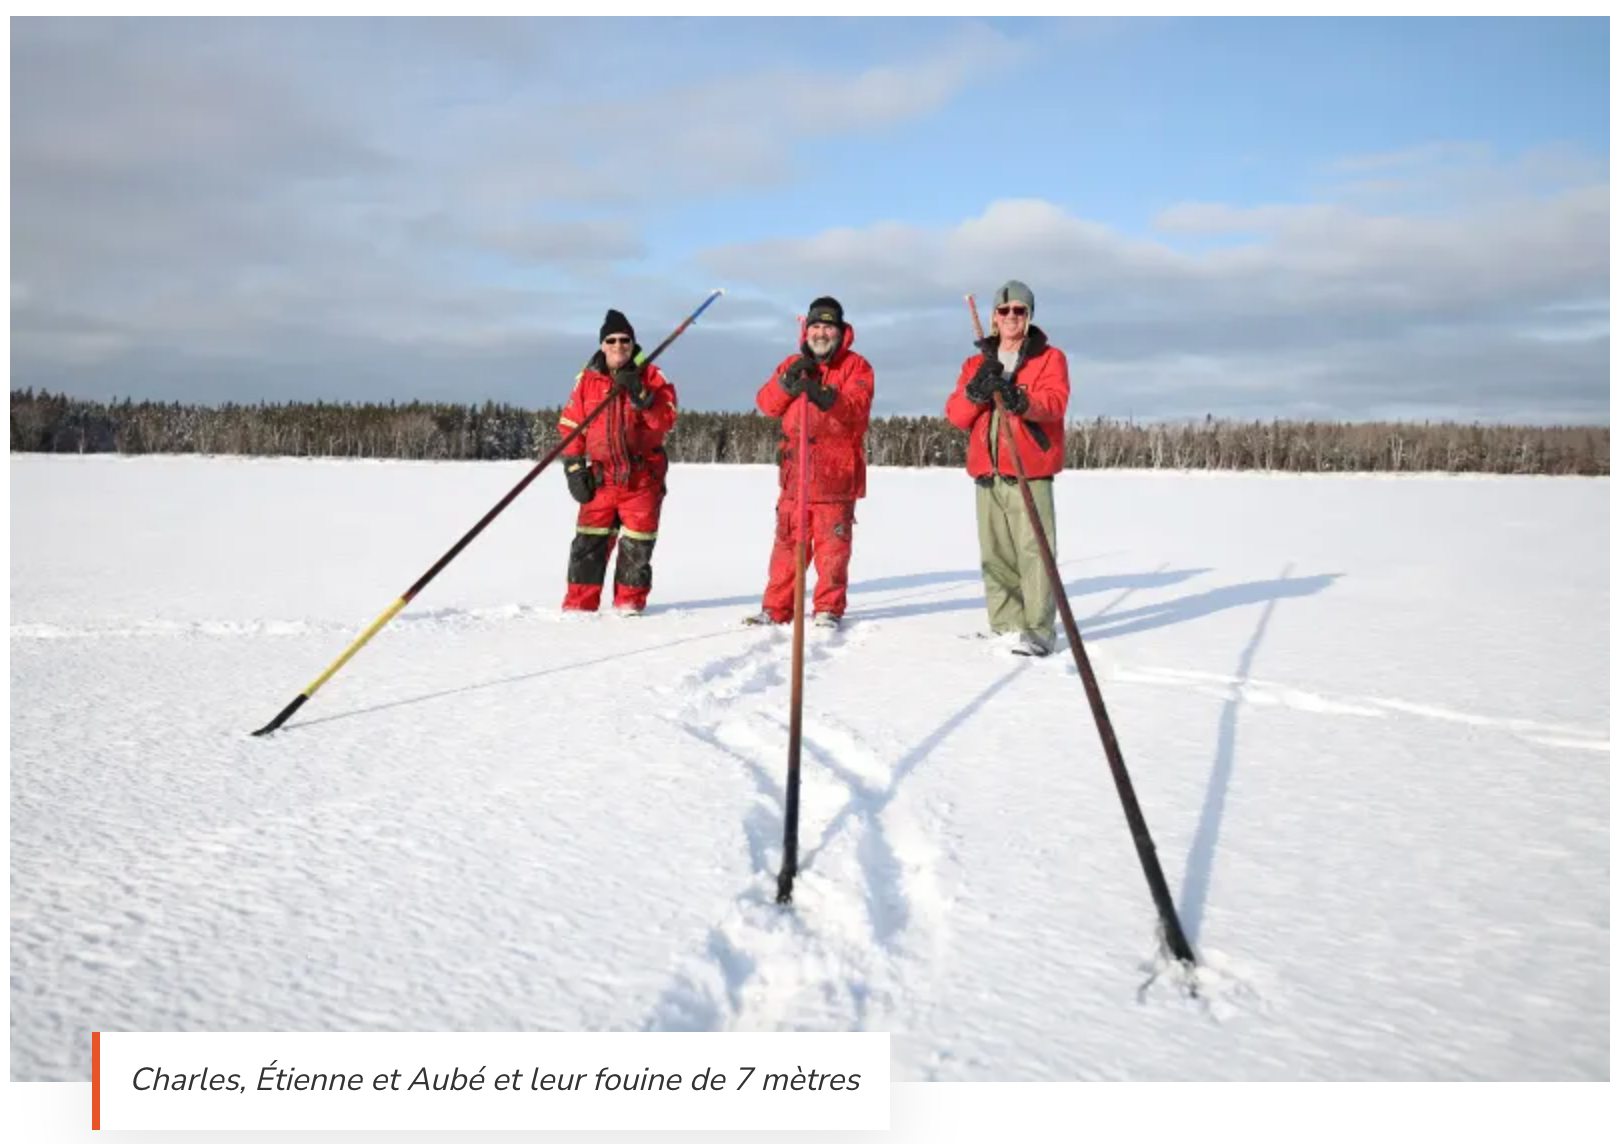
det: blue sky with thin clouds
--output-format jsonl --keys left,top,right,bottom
{"left": 10, "top": 16, "right": 1609, "bottom": 423}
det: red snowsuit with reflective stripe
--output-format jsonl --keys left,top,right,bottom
{"left": 944, "top": 325, "right": 1070, "bottom": 479}
{"left": 558, "top": 354, "right": 677, "bottom": 612}
{"left": 755, "top": 324, "right": 874, "bottom": 621}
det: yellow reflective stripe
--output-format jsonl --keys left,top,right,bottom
{"left": 621, "top": 527, "right": 658, "bottom": 542}
{"left": 575, "top": 525, "right": 618, "bottom": 537}
{"left": 559, "top": 417, "right": 580, "bottom": 428}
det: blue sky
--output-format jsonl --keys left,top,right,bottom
{"left": 10, "top": 16, "right": 1610, "bottom": 423}
{"left": 657, "top": 17, "right": 1608, "bottom": 244}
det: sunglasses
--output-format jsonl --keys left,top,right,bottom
{"left": 996, "top": 305, "right": 1028, "bottom": 317}
{"left": 603, "top": 336, "right": 633, "bottom": 346}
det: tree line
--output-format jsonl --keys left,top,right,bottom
{"left": 9, "top": 389, "right": 1608, "bottom": 475}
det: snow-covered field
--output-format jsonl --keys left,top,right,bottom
{"left": 9, "top": 454, "right": 1610, "bottom": 1082}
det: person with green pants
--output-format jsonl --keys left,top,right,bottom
{"left": 943, "top": 280, "right": 1072, "bottom": 656}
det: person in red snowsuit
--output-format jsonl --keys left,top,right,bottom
{"left": 558, "top": 309, "right": 678, "bottom": 615}
{"left": 745, "top": 296, "right": 875, "bottom": 630}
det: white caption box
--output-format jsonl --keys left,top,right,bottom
{"left": 95, "top": 1030, "right": 889, "bottom": 1132}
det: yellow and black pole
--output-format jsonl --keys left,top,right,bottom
{"left": 966, "top": 292, "right": 1196, "bottom": 971}
{"left": 251, "top": 287, "right": 726, "bottom": 737}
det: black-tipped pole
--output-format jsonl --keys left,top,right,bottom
{"left": 966, "top": 293, "right": 1196, "bottom": 969}
{"left": 776, "top": 316, "right": 811, "bottom": 905}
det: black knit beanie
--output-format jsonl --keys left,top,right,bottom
{"left": 599, "top": 309, "right": 635, "bottom": 343}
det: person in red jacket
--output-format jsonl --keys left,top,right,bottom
{"left": 558, "top": 308, "right": 678, "bottom": 615}
{"left": 944, "top": 280, "right": 1071, "bottom": 656}
{"left": 745, "top": 296, "right": 875, "bottom": 630}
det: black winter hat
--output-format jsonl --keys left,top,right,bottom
{"left": 599, "top": 309, "right": 635, "bottom": 343}
{"left": 805, "top": 296, "right": 845, "bottom": 329}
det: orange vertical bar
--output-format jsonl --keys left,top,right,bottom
{"left": 92, "top": 1030, "right": 101, "bottom": 1129}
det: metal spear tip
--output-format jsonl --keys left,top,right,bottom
{"left": 251, "top": 695, "right": 305, "bottom": 738}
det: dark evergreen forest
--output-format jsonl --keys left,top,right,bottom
{"left": 11, "top": 390, "right": 1608, "bottom": 475}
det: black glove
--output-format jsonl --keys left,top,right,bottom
{"left": 564, "top": 457, "right": 596, "bottom": 504}
{"left": 805, "top": 374, "right": 837, "bottom": 411}
{"left": 964, "top": 356, "right": 1003, "bottom": 404}
{"left": 777, "top": 354, "right": 818, "bottom": 398}
{"left": 613, "top": 365, "right": 654, "bottom": 410}
{"left": 998, "top": 381, "right": 1030, "bottom": 416}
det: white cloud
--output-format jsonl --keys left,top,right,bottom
{"left": 705, "top": 173, "right": 1605, "bottom": 330}
{"left": 693, "top": 147, "right": 1608, "bottom": 422}
{"left": 8, "top": 21, "right": 1608, "bottom": 425}
{"left": 10, "top": 18, "right": 1017, "bottom": 393}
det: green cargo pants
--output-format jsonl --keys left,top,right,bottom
{"left": 975, "top": 474, "right": 1058, "bottom": 642}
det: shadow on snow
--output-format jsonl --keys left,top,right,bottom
{"left": 1175, "top": 562, "right": 1297, "bottom": 948}
{"left": 284, "top": 563, "right": 1340, "bottom": 747}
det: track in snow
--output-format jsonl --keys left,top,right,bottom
{"left": 642, "top": 616, "right": 972, "bottom": 1034}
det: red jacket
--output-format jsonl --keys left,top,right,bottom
{"left": 559, "top": 351, "right": 677, "bottom": 488}
{"left": 757, "top": 323, "right": 875, "bottom": 503}
{"left": 944, "top": 326, "right": 1069, "bottom": 479}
